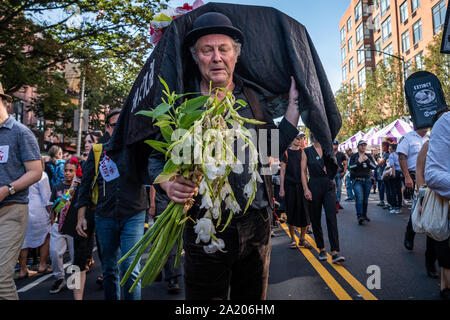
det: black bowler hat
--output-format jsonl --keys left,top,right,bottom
{"left": 184, "top": 12, "right": 244, "bottom": 47}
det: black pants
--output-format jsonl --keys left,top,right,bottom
{"left": 389, "top": 173, "right": 403, "bottom": 208}
{"left": 184, "top": 208, "right": 271, "bottom": 300}
{"left": 405, "top": 172, "right": 417, "bottom": 241}
{"left": 308, "top": 177, "right": 340, "bottom": 252}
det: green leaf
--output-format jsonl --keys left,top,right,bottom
{"left": 180, "top": 110, "right": 204, "bottom": 129}
{"left": 136, "top": 110, "right": 154, "bottom": 118}
{"left": 174, "top": 92, "right": 198, "bottom": 101}
{"left": 162, "top": 159, "right": 179, "bottom": 176}
{"left": 153, "top": 172, "right": 177, "bottom": 185}
{"left": 159, "top": 76, "right": 170, "bottom": 95}
{"left": 152, "top": 103, "right": 172, "bottom": 120}
{"left": 160, "top": 125, "right": 174, "bottom": 143}
{"left": 183, "top": 95, "right": 209, "bottom": 114}
{"left": 236, "top": 99, "right": 248, "bottom": 107}
{"left": 144, "top": 140, "right": 168, "bottom": 154}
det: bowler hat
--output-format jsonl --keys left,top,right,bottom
{"left": 0, "top": 82, "right": 12, "bottom": 101}
{"left": 184, "top": 12, "right": 244, "bottom": 47}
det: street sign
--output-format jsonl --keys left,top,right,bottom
{"left": 441, "top": 1, "right": 449, "bottom": 54}
{"left": 74, "top": 109, "right": 89, "bottom": 132}
{"left": 404, "top": 71, "right": 447, "bottom": 130}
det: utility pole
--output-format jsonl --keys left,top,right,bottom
{"left": 76, "top": 75, "right": 85, "bottom": 156}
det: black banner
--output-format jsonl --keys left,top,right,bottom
{"left": 109, "top": 2, "right": 341, "bottom": 159}
{"left": 405, "top": 71, "right": 447, "bottom": 129}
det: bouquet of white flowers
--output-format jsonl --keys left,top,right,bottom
{"left": 119, "top": 78, "right": 264, "bottom": 292}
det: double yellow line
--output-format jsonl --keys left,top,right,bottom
{"left": 280, "top": 222, "right": 377, "bottom": 300}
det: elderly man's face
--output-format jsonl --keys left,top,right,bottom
{"left": 196, "top": 34, "right": 238, "bottom": 88}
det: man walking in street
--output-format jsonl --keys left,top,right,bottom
{"left": 76, "top": 109, "right": 149, "bottom": 300}
{"left": 149, "top": 12, "right": 301, "bottom": 300}
{"left": 0, "top": 82, "right": 42, "bottom": 300}
{"left": 333, "top": 140, "right": 347, "bottom": 212}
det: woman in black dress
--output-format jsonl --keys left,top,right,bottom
{"left": 280, "top": 134, "right": 312, "bottom": 249}
{"left": 301, "top": 135, "right": 345, "bottom": 263}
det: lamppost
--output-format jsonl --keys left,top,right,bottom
{"left": 356, "top": 49, "right": 408, "bottom": 115}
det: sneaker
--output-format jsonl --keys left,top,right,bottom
{"left": 364, "top": 216, "right": 371, "bottom": 222}
{"left": 318, "top": 251, "right": 328, "bottom": 261}
{"left": 332, "top": 254, "right": 346, "bottom": 264}
{"left": 306, "top": 226, "right": 313, "bottom": 234}
{"left": 49, "top": 278, "right": 66, "bottom": 294}
{"left": 377, "top": 201, "right": 385, "bottom": 207}
{"left": 389, "top": 208, "right": 397, "bottom": 214}
{"left": 358, "top": 217, "right": 365, "bottom": 225}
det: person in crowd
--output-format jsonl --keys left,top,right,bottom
{"left": 386, "top": 143, "right": 403, "bottom": 214}
{"left": 332, "top": 140, "right": 347, "bottom": 212}
{"left": 76, "top": 108, "right": 149, "bottom": 300}
{"left": 301, "top": 135, "right": 345, "bottom": 263}
{"left": 398, "top": 128, "right": 429, "bottom": 251}
{"left": 45, "top": 145, "right": 65, "bottom": 189}
{"left": 280, "top": 134, "right": 312, "bottom": 249}
{"left": 149, "top": 12, "right": 300, "bottom": 300}
{"left": 82, "top": 131, "right": 103, "bottom": 163}
{"left": 344, "top": 148, "right": 355, "bottom": 201}
{"left": 48, "top": 159, "right": 79, "bottom": 294}
{"left": 424, "top": 109, "right": 450, "bottom": 300}
{"left": 348, "top": 140, "right": 377, "bottom": 225}
{"left": 376, "top": 141, "right": 390, "bottom": 208}
{"left": 0, "top": 82, "right": 42, "bottom": 300}
{"left": 17, "top": 157, "right": 52, "bottom": 279}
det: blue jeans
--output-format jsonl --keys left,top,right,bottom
{"left": 335, "top": 174, "right": 343, "bottom": 202}
{"left": 352, "top": 179, "right": 372, "bottom": 218}
{"left": 377, "top": 180, "right": 385, "bottom": 202}
{"left": 345, "top": 174, "right": 355, "bottom": 200}
{"left": 95, "top": 211, "right": 146, "bottom": 300}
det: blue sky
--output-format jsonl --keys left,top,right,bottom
{"left": 169, "top": 0, "right": 351, "bottom": 93}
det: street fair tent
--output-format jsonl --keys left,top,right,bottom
{"left": 364, "top": 127, "right": 379, "bottom": 141}
{"left": 367, "top": 119, "right": 414, "bottom": 146}
{"left": 109, "top": 2, "right": 342, "bottom": 162}
{"left": 338, "top": 131, "right": 365, "bottom": 152}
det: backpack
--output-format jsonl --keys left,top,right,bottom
{"left": 49, "top": 160, "right": 65, "bottom": 188}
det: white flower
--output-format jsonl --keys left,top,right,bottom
{"left": 198, "top": 179, "right": 208, "bottom": 195}
{"left": 194, "top": 218, "right": 215, "bottom": 244}
{"left": 203, "top": 238, "right": 226, "bottom": 254}
{"left": 200, "top": 191, "right": 213, "bottom": 210}
{"left": 231, "top": 163, "right": 244, "bottom": 174}
{"left": 212, "top": 197, "right": 221, "bottom": 219}
{"left": 230, "top": 199, "right": 241, "bottom": 214}
{"left": 244, "top": 181, "right": 254, "bottom": 198}
{"left": 220, "top": 183, "right": 232, "bottom": 200}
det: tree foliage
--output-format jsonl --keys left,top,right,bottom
{"left": 0, "top": 0, "right": 166, "bottom": 137}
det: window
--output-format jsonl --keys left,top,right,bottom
{"left": 357, "top": 45, "right": 365, "bottom": 65}
{"left": 400, "top": 1, "right": 409, "bottom": 23}
{"left": 414, "top": 51, "right": 424, "bottom": 69}
{"left": 411, "top": 0, "right": 420, "bottom": 12}
{"left": 340, "top": 26, "right": 346, "bottom": 43}
{"left": 348, "top": 37, "right": 353, "bottom": 52}
{"left": 432, "top": 0, "right": 447, "bottom": 35}
{"left": 350, "top": 78, "right": 355, "bottom": 89}
{"left": 349, "top": 57, "right": 354, "bottom": 72}
{"left": 383, "top": 42, "right": 393, "bottom": 66}
{"left": 413, "top": 19, "right": 422, "bottom": 44}
{"left": 401, "top": 30, "right": 410, "bottom": 52}
{"left": 341, "top": 45, "right": 347, "bottom": 61}
{"left": 355, "top": 1, "right": 362, "bottom": 22}
{"left": 342, "top": 65, "right": 348, "bottom": 82}
{"left": 380, "top": 0, "right": 390, "bottom": 16}
{"left": 374, "top": 14, "right": 381, "bottom": 31}
{"left": 13, "top": 102, "right": 23, "bottom": 123}
{"left": 364, "top": 22, "right": 371, "bottom": 39}
{"left": 405, "top": 59, "right": 412, "bottom": 76}
{"left": 375, "top": 38, "right": 382, "bottom": 52}
{"left": 381, "top": 16, "right": 392, "bottom": 42}
{"left": 347, "top": 17, "right": 352, "bottom": 32}
{"left": 365, "top": 45, "right": 372, "bottom": 61}
{"left": 358, "top": 67, "right": 366, "bottom": 88}
{"left": 37, "top": 118, "right": 45, "bottom": 131}
{"left": 356, "top": 22, "right": 364, "bottom": 43}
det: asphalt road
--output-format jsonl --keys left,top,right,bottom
{"left": 15, "top": 191, "right": 442, "bottom": 300}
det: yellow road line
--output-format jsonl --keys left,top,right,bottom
{"left": 280, "top": 223, "right": 353, "bottom": 300}
{"left": 303, "top": 233, "right": 378, "bottom": 300}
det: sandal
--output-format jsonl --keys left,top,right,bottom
{"left": 37, "top": 266, "right": 53, "bottom": 275}
{"left": 298, "top": 239, "right": 313, "bottom": 249}
{"left": 289, "top": 241, "right": 297, "bottom": 249}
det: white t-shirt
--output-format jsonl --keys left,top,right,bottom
{"left": 397, "top": 131, "right": 429, "bottom": 172}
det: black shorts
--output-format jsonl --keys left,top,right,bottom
{"left": 429, "top": 236, "right": 450, "bottom": 269}
{"left": 73, "top": 210, "right": 96, "bottom": 271}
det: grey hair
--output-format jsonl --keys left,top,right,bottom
{"left": 190, "top": 39, "right": 242, "bottom": 63}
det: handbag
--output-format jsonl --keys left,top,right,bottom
{"left": 420, "top": 188, "right": 450, "bottom": 241}
{"left": 411, "top": 187, "right": 427, "bottom": 233}
{"left": 382, "top": 167, "right": 393, "bottom": 180}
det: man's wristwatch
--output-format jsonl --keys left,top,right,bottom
{"left": 7, "top": 184, "right": 16, "bottom": 195}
